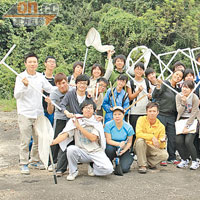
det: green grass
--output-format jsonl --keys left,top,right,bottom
{"left": 0, "top": 98, "right": 16, "bottom": 112}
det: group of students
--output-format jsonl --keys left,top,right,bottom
{"left": 14, "top": 51, "right": 200, "bottom": 181}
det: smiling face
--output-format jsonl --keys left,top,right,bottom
{"left": 184, "top": 73, "right": 194, "bottom": 81}
{"left": 97, "top": 81, "right": 107, "bottom": 93}
{"left": 92, "top": 67, "right": 102, "bottom": 79}
{"left": 172, "top": 70, "right": 183, "bottom": 83}
{"left": 182, "top": 86, "right": 192, "bottom": 97}
{"left": 25, "top": 56, "right": 38, "bottom": 75}
{"left": 113, "top": 110, "right": 124, "bottom": 123}
{"left": 56, "top": 79, "right": 68, "bottom": 94}
{"left": 76, "top": 81, "right": 88, "bottom": 93}
{"left": 117, "top": 79, "right": 126, "bottom": 89}
{"left": 74, "top": 65, "right": 83, "bottom": 76}
{"left": 82, "top": 104, "right": 94, "bottom": 118}
{"left": 134, "top": 66, "right": 144, "bottom": 78}
{"left": 115, "top": 58, "right": 125, "bottom": 70}
{"left": 147, "top": 72, "right": 157, "bottom": 84}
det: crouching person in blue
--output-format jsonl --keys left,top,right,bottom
{"left": 104, "top": 106, "right": 134, "bottom": 174}
{"left": 51, "top": 99, "right": 113, "bottom": 181}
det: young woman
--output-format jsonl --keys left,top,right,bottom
{"left": 152, "top": 69, "right": 184, "bottom": 165}
{"left": 176, "top": 80, "right": 199, "bottom": 170}
{"left": 89, "top": 63, "right": 104, "bottom": 89}
{"left": 104, "top": 106, "right": 134, "bottom": 174}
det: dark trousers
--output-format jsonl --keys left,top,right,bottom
{"left": 56, "top": 140, "right": 74, "bottom": 173}
{"left": 176, "top": 133, "right": 197, "bottom": 161}
{"left": 129, "top": 114, "right": 143, "bottom": 151}
{"left": 193, "top": 133, "right": 200, "bottom": 159}
{"left": 105, "top": 144, "right": 134, "bottom": 173}
{"left": 50, "top": 119, "right": 67, "bottom": 165}
{"left": 157, "top": 114, "right": 176, "bottom": 161}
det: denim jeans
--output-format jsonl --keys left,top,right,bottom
{"left": 105, "top": 144, "right": 134, "bottom": 173}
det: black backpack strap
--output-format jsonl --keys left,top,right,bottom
{"left": 109, "top": 88, "right": 116, "bottom": 107}
{"left": 122, "top": 92, "right": 129, "bottom": 107}
{"left": 68, "top": 75, "right": 72, "bottom": 83}
{"left": 144, "top": 78, "right": 150, "bottom": 93}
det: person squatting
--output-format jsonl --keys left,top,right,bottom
{"left": 14, "top": 52, "right": 200, "bottom": 181}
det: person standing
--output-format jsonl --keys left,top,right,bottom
{"left": 14, "top": 53, "right": 53, "bottom": 174}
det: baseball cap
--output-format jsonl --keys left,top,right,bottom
{"left": 113, "top": 106, "right": 125, "bottom": 113}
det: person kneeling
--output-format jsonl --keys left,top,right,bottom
{"left": 135, "top": 102, "right": 168, "bottom": 174}
{"left": 51, "top": 99, "right": 113, "bottom": 181}
{"left": 104, "top": 106, "right": 134, "bottom": 175}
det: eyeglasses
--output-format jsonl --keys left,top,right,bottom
{"left": 77, "top": 82, "right": 88, "bottom": 85}
{"left": 83, "top": 105, "right": 94, "bottom": 110}
{"left": 47, "top": 60, "right": 56, "bottom": 64}
{"left": 99, "top": 84, "right": 107, "bottom": 88}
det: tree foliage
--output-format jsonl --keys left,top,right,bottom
{"left": 0, "top": 0, "right": 200, "bottom": 99}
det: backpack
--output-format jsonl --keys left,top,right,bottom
{"left": 108, "top": 88, "right": 129, "bottom": 108}
{"left": 129, "top": 78, "right": 150, "bottom": 105}
{"left": 68, "top": 75, "right": 72, "bottom": 83}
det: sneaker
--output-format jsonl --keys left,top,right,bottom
{"left": 177, "top": 159, "right": 189, "bottom": 168}
{"left": 167, "top": 160, "right": 180, "bottom": 165}
{"left": 29, "top": 162, "right": 45, "bottom": 170}
{"left": 67, "top": 170, "right": 79, "bottom": 181}
{"left": 48, "top": 163, "right": 57, "bottom": 172}
{"left": 160, "top": 161, "right": 167, "bottom": 166}
{"left": 190, "top": 161, "right": 199, "bottom": 170}
{"left": 138, "top": 166, "right": 147, "bottom": 174}
{"left": 21, "top": 165, "right": 30, "bottom": 175}
{"left": 88, "top": 165, "right": 95, "bottom": 176}
{"left": 56, "top": 171, "right": 63, "bottom": 177}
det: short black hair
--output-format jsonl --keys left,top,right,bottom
{"left": 80, "top": 99, "right": 97, "bottom": 111}
{"left": 113, "top": 54, "right": 126, "bottom": 64}
{"left": 134, "top": 62, "right": 145, "bottom": 70}
{"left": 24, "top": 53, "right": 38, "bottom": 63}
{"left": 145, "top": 67, "right": 155, "bottom": 78}
{"left": 75, "top": 74, "right": 90, "bottom": 85}
{"left": 196, "top": 53, "right": 200, "bottom": 61}
{"left": 182, "top": 80, "right": 195, "bottom": 90}
{"left": 97, "top": 77, "right": 109, "bottom": 85}
{"left": 73, "top": 61, "right": 83, "bottom": 72}
{"left": 183, "top": 68, "right": 194, "bottom": 80}
{"left": 173, "top": 61, "right": 186, "bottom": 72}
{"left": 45, "top": 56, "right": 56, "bottom": 63}
{"left": 117, "top": 74, "right": 128, "bottom": 83}
{"left": 146, "top": 102, "right": 159, "bottom": 111}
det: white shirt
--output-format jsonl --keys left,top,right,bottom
{"left": 127, "top": 78, "right": 149, "bottom": 115}
{"left": 14, "top": 70, "right": 53, "bottom": 118}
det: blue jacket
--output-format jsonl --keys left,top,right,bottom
{"left": 102, "top": 88, "right": 129, "bottom": 123}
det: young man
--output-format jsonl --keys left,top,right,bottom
{"left": 42, "top": 56, "right": 56, "bottom": 125}
{"left": 51, "top": 99, "right": 113, "bottom": 181}
{"left": 145, "top": 67, "right": 157, "bottom": 92}
{"left": 102, "top": 74, "right": 129, "bottom": 124}
{"left": 104, "top": 50, "right": 126, "bottom": 87}
{"left": 134, "top": 102, "right": 168, "bottom": 174}
{"left": 87, "top": 77, "right": 108, "bottom": 116}
{"left": 14, "top": 53, "right": 53, "bottom": 175}
{"left": 127, "top": 62, "right": 151, "bottom": 133}
{"left": 45, "top": 73, "right": 73, "bottom": 175}
{"left": 60, "top": 74, "right": 91, "bottom": 119}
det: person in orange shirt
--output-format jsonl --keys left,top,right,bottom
{"left": 134, "top": 102, "right": 168, "bottom": 174}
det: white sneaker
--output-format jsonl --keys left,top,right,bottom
{"left": 29, "top": 162, "right": 45, "bottom": 170}
{"left": 88, "top": 165, "right": 95, "bottom": 177}
{"left": 21, "top": 165, "right": 30, "bottom": 175}
{"left": 48, "top": 163, "right": 57, "bottom": 172}
{"left": 190, "top": 161, "right": 199, "bottom": 170}
{"left": 177, "top": 159, "right": 189, "bottom": 168}
{"left": 67, "top": 170, "right": 79, "bottom": 181}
